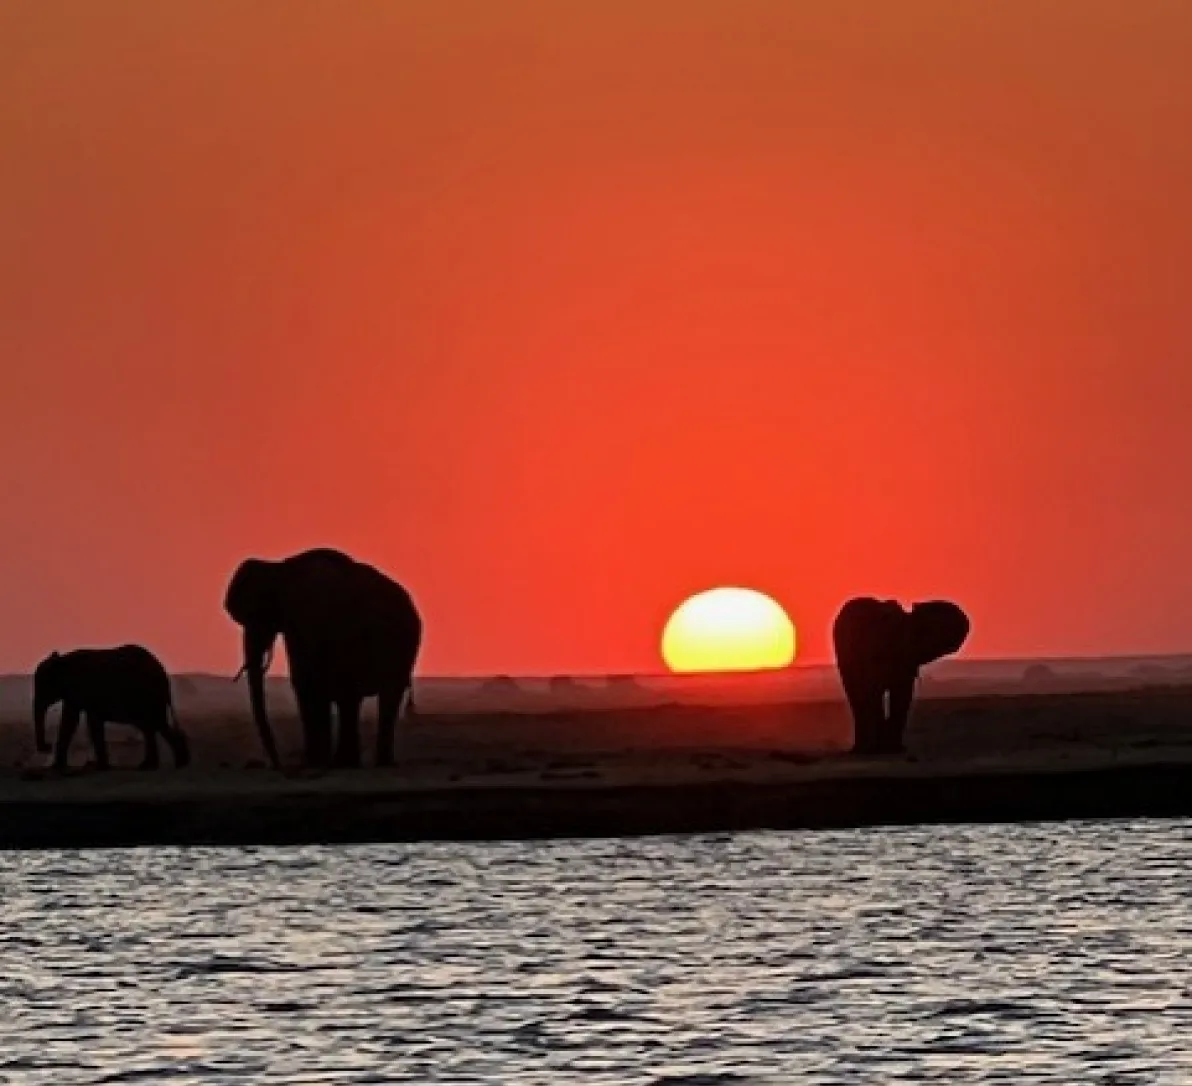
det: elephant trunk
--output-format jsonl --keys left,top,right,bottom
{"left": 32, "top": 699, "right": 51, "bottom": 755}
{"left": 242, "top": 629, "right": 281, "bottom": 770}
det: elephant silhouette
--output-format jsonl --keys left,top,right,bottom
{"left": 223, "top": 548, "right": 422, "bottom": 770}
{"left": 33, "top": 645, "right": 191, "bottom": 770}
{"left": 832, "top": 598, "right": 970, "bottom": 756}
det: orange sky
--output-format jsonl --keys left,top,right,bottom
{"left": 2, "top": 2, "right": 1191, "bottom": 675}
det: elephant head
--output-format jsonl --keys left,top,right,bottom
{"left": 907, "top": 601, "right": 970, "bottom": 668}
{"left": 32, "top": 651, "right": 65, "bottom": 754}
{"left": 224, "top": 558, "right": 283, "bottom": 768}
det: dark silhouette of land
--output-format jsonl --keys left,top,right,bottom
{"left": 1, "top": 671, "right": 1191, "bottom": 847}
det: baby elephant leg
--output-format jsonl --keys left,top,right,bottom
{"left": 54, "top": 705, "right": 82, "bottom": 770}
{"left": 164, "top": 721, "right": 190, "bottom": 768}
{"left": 138, "top": 726, "right": 161, "bottom": 770}
{"left": 143, "top": 706, "right": 189, "bottom": 769}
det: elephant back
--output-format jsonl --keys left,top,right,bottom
{"left": 279, "top": 551, "right": 417, "bottom": 624}
{"left": 56, "top": 645, "right": 171, "bottom": 710}
{"left": 832, "top": 598, "right": 916, "bottom": 681}
{"left": 278, "top": 550, "right": 422, "bottom": 691}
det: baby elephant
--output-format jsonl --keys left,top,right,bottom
{"left": 33, "top": 645, "right": 191, "bottom": 770}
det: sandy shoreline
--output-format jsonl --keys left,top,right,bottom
{"left": 0, "top": 681, "right": 1189, "bottom": 847}
{"left": 0, "top": 756, "right": 1190, "bottom": 849}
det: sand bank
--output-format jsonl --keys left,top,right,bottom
{"left": 1, "top": 684, "right": 1190, "bottom": 848}
{"left": 0, "top": 758, "right": 1189, "bottom": 849}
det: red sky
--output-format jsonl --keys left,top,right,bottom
{"left": 2, "top": 3, "right": 1191, "bottom": 676}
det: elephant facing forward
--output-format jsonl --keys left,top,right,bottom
{"left": 223, "top": 548, "right": 422, "bottom": 770}
{"left": 832, "top": 598, "right": 970, "bottom": 756}
{"left": 33, "top": 645, "right": 191, "bottom": 770}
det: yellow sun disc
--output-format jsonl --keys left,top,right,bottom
{"left": 661, "top": 587, "right": 796, "bottom": 674}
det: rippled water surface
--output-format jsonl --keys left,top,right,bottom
{"left": 1, "top": 820, "right": 1190, "bottom": 1083}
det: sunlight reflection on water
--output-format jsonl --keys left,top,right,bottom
{"left": 0, "top": 820, "right": 1190, "bottom": 1083}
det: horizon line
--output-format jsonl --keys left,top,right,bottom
{"left": 3, "top": 650, "right": 1190, "bottom": 683}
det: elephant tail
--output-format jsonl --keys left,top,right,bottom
{"left": 402, "top": 674, "right": 417, "bottom": 719}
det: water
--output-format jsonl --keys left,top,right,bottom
{"left": 1, "top": 820, "right": 1190, "bottom": 1083}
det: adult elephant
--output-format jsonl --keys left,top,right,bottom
{"left": 832, "top": 598, "right": 970, "bottom": 756}
{"left": 223, "top": 548, "right": 422, "bottom": 770}
{"left": 33, "top": 645, "right": 191, "bottom": 770}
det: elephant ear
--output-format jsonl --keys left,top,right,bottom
{"left": 909, "top": 601, "right": 970, "bottom": 664}
{"left": 225, "top": 558, "right": 278, "bottom": 625}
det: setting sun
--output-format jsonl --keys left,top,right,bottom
{"left": 661, "top": 587, "right": 796, "bottom": 674}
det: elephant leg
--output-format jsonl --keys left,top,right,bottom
{"left": 376, "top": 686, "right": 401, "bottom": 767}
{"left": 333, "top": 697, "right": 362, "bottom": 768}
{"left": 138, "top": 726, "right": 161, "bottom": 770}
{"left": 54, "top": 705, "right": 81, "bottom": 770}
{"left": 880, "top": 676, "right": 916, "bottom": 754}
{"left": 840, "top": 672, "right": 884, "bottom": 756}
{"left": 85, "top": 714, "right": 110, "bottom": 770}
{"left": 292, "top": 684, "right": 319, "bottom": 766}
{"left": 296, "top": 692, "right": 333, "bottom": 769}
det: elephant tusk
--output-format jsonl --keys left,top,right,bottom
{"left": 233, "top": 647, "right": 274, "bottom": 684}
